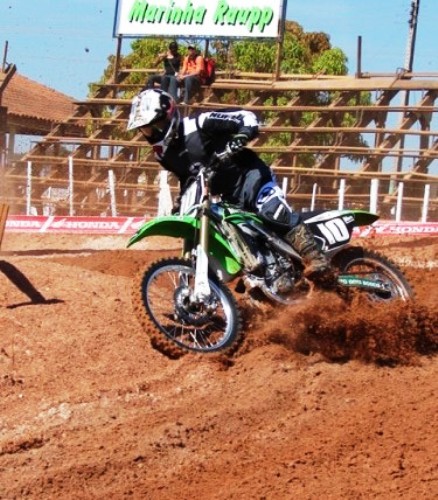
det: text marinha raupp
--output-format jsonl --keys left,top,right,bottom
{"left": 128, "top": 0, "right": 275, "bottom": 33}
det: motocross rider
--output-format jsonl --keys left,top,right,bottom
{"left": 127, "top": 88, "right": 334, "bottom": 284}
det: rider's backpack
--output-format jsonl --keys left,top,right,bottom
{"left": 201, "top": 57, "right": 216, "bottom": 86}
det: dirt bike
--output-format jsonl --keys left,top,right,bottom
{"left": 128, "top": 148, "right": 413, "bottom": 358}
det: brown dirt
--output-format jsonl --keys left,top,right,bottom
{"left": 0, "top": 233, "right": 437, "bottom": 499}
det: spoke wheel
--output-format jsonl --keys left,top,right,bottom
{"left": 132, "top": 258, "right": 242, "bottom": 358}
{"left": 333, "top": 247, "right": 414, "bottom": 302}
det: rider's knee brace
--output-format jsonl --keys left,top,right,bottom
{"left": 255, "top": 182, "right": 300, "bottom": 233}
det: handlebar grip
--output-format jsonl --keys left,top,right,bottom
{"left": 211, "top": 146, "right": 234, "bottom": 166}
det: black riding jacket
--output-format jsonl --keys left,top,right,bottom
{"left": 156, "top": 109, "right": 273, "bottom": 209}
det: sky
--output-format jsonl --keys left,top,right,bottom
{"left": 1, "top": 0, "right": 436, "bottom": 100}
{"left": 289, "top": 0, "right": 436, "bottom": 75}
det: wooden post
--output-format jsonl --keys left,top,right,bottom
{"left": 113, "top": 35, "right": 123, "bottom": 84}
{"left": 2, "top": 40, "right": 8, "bottom": 72}
{"left": 356, "top": 36, "right": 362, "bottom": 78}
{"left": 274, "top": 0, "right": 288, "bottom": 81}
{"left": 395, "top": 182, "right": 404, "bottom": 222}
{"left": 370, "top": 179, "right": 379, "bottom": 214}
{"left": 108, "top": 169, "right": 117, "bottom": 216}
{"left": 421, "top": 184, "right": 430, "bottom": 223}
{"left": 68, "top": 156, "right": 74, "bottom": 216}
{"left": 338, "top": 179, "right": 346, "bottom": 210}
{"left": 204, "top": 39, "right": 210, "bottom": 58}
{"left": 0, "top": 203, "right": 9, "bottom": 249}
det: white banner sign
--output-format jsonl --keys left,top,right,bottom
{"left": 114, "top": 0, "right": 285, "bottom": 39}
{"left": 5, "top": 216, "right": 438, "bottom": 236}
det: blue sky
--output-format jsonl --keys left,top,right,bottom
{"left": 288, "top": 0, "right": 436, "bottom": 76}
{"left": 1, "top": 1, "right": 436, "bottom": 100}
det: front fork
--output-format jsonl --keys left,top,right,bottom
{"left": 193, "top": 196, "right": 212, "bottom": 302}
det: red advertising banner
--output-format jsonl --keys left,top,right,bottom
{"left": 4, "top": 215, "right": 438, "bottom": 236}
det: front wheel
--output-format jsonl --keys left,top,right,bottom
{"left": 132, "top": 257, "right": 242, "bottom": 358}
{"left": 332, "top": 247, "right": 414, "bottom": 302}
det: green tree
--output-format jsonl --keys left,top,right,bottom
{"left": 93, "top": 21, "right": 349, "bottom": 91}
{"left": 230, "top": 21, "right": 347, "bottom": 75}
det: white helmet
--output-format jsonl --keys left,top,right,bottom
{"left": 127, "top": 89, "right": 180, "bottom": 157}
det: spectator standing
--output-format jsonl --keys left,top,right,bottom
{"left": 177, "top": 45, "right": 204, "bottom": 105}
{"left": 145, "top": 41, "right": 181, "bottom": 100}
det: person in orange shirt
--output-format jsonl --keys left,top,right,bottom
{"left": 177, "top": 45, "right": 205, "bottom": 105}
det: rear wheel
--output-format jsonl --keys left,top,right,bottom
{"left": 333, "top": 247, "right": 413, "bottom": 302}
{"left": 132, "top": 257, "right": 242, "bottom": 358}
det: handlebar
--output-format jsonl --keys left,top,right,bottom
{"left": 179, "top": 146, "right": 235, "bottom": 210}
{"left": 208, "top": 145, "right": 235, "bottom": 171}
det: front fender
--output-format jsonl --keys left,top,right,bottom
{"left": 128, "top": 215, "right": 198, "bottom": 247}
{"left": 127, "top": 215, "right": 242, "bottom": 276}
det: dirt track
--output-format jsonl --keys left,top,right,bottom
{"left": 0, "top": 233, "right": 437, "bottom": 499}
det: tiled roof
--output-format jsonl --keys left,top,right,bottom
{"left": 2, "top": 72, "right": 76, "bottom": 123}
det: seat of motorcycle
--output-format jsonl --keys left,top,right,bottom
{"left": 300, "top": 210, "right": 325, "bottom": 221}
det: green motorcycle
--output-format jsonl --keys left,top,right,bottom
{"left": 128, "top": 150, "right": 413, "bottom": 358}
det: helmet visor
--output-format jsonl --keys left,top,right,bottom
{"left": 139, "top": 117, "right": 170, "bottom": 144}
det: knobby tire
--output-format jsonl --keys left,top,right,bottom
{"left": 131, "top": 257, "right": 243, "bottom": 359}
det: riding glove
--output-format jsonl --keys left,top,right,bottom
{"left": 227, "top": 133, "right": 249, "bottom": 153}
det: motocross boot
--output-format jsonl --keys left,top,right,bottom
{"left": 285, "top": 223, "right": 337, "bottom": 288}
